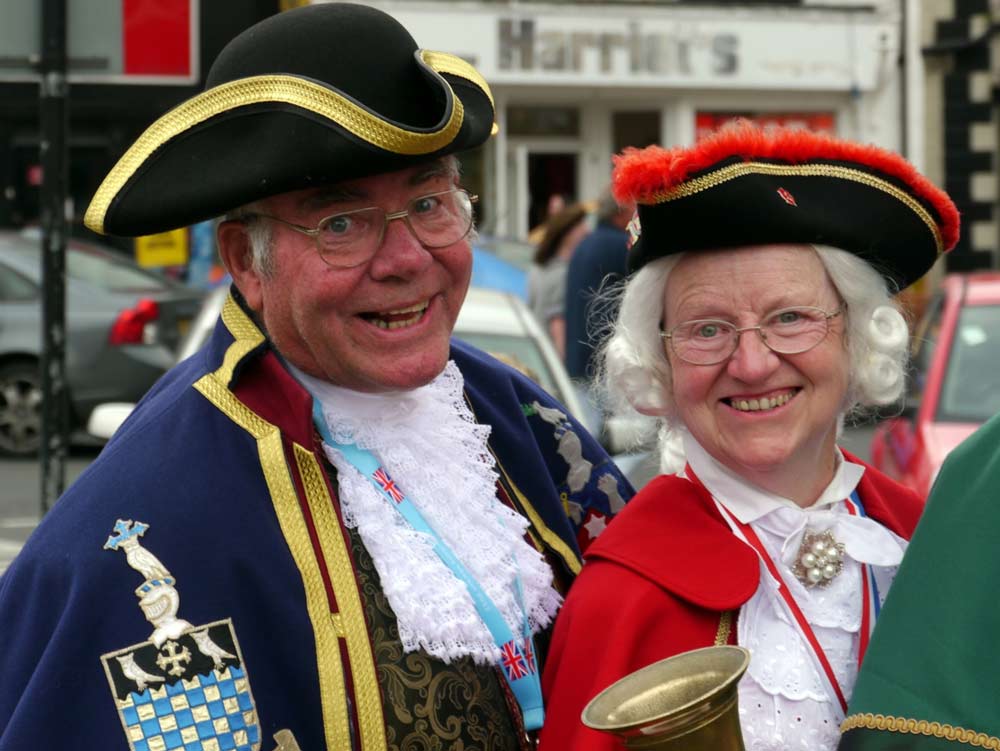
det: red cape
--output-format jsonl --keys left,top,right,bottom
{"left": 539, "top": 456, "right": 922, "bottom": 750}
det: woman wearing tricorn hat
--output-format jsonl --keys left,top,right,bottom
{"left": 538, "top": 123, "right": 960, "bottom": 750}
{"left": 0, "top": 4, "right": 633, "bottom": 751}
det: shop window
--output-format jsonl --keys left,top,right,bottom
{"left": 696, "top": 112, "right": 836, "bottom": 140}
{"left": 507, "top": 106, "right": 580, "bottom": 138}
{"left": 613, "top": 111, "right": 661, "bottom": 152}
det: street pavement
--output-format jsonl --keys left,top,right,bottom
{"left": 0, "top": 447, "right": 98, "bottom": 574}
{"left": 0, "top": 424, "right": 878, "bottom": 576}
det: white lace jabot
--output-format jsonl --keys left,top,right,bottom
{"left": 289, "top": 361, "right": 561, "bottom": 665}
{"left": 682, "top": 433, "right": 908, "bottom": 751}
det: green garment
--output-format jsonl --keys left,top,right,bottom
{"left": 839, "top": 412, "right": 1000, "bottom": 750}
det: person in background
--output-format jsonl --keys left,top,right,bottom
{"left": 527, "top": 193, "right": 569, "bottom": 246}
{"left": 564, "top": 190, "right": 635, "bottom": 381}
{"left": 540, "top": 123, "right": 960, "bottom": 751}
{"left": 528, "top": 203, "right": 590, "bottom": 359}
{"left": 0, "top": 6, "right": 631, "bottom": 751}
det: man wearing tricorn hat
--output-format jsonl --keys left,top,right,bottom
{"left": 0, "top": 5, "right": 629, "bottom": 750}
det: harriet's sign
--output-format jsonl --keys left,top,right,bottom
{"left": 498, "top": 19, "right": 739, "bottom": 76}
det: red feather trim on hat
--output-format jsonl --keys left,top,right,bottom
{"left": 612, "top": 121, "right": 960, "bottom": 252}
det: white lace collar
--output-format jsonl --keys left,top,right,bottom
{"left": 288, "top": 361, "right": 561, "bottom": 665}
{"left": 681, "top": 431, "right": 865, "bottom": 524}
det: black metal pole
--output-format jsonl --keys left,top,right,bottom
{"left": 38, "top": 0, "right": 70, "bottom": 514}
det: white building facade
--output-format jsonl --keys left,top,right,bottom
{"left": 365, "top": 1, "right": 909, "bottom": 240}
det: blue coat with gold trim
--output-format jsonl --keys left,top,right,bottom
{"left": 0, "top": 293, "right": 630, "bottom": 751}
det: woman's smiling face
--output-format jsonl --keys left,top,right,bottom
{"left": 663, "top": 245, "right": 849, "bottom": 497}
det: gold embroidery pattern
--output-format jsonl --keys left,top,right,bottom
{"left": 295, "top": 444, "right": 387, "bottom": 751}
{"left": 645, "top": 162, "right": 944, "bottom": 254}
{"left": 85, "top": 73, "right": 465, "bottom": 233}
{"left": 345, "top": 523, "right": 520, "bottom": 751}
{"left": 841, "top": 714, "right": 1000, "bottom": 748}
{"left": 714, "top": 611, "right": 733, "bottom": 646}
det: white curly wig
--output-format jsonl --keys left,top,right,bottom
{"left": 599, "top": 244, "right": 910, "bottom": 473}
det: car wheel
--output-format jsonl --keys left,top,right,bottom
{"left": 0, "top": 360, "right": 43, "bottom": 457}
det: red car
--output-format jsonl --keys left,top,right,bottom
{"left": 870, "top": 272, "right": 1000, "bottom": 497}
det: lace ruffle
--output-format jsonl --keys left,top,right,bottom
{"left": 306, "top": 362, "right": 562, "bottom": 665}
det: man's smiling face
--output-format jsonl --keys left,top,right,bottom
{"left": 223, "top": 161, "right": 472, "bottom": 393}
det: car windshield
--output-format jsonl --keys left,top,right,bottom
{"left": 937, "top": 304, "right": 1000, "bottom": 422}
{"left": 454, "top": 331, "right": 562, "bottom": 402}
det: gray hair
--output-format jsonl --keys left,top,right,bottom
{"left": 599, "top": 245, "right": 910, "bottom": 469}
{"left": 225, "top": 201, "right": 274, "bottom": 276}
{"left": 224, "top": 155, "right": 464, "bottom": 278}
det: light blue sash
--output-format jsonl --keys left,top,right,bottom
{"left": 312, "top": 400, "right": 545, "bottom": 731}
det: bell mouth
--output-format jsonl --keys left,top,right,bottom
{"left": 581, "top": 645, "right": 751, "bottom": 741}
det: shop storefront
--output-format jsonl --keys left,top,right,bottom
{"left": 367, "top": 1, "right": 904, "bottom": 240}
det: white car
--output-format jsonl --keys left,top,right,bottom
{"left": 89, "top": 285, "right": 594, "bottom": 438}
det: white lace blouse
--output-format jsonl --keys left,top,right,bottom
{"left": 683, "top": 436, "right": 908, "bottom": 751}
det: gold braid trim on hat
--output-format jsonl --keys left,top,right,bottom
{"left": 421, "top": 50, "right": 495, "bottom": 109}
{"left": 85, "top": 73, "right": 466, "bottom": 234}
{"left": 645, "top": 161, "right": 944, "bottom": 254}
{"left": 422, "top": 50, "right": 499, "bottom": 137}
{"left": 841, "top": 713, "right": 1000, "bottom": 748}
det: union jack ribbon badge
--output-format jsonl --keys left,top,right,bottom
{"left": 500, "top": 640, "right": 530, "bottom": 680}
{"left": 625, "top": 211, "right": 642, "bottom": 249}
{"left": 522, "top": 637, "right": 536, "bottom": 675}
{"left": 373, "top": 467, "right": 405, "bottom": 503}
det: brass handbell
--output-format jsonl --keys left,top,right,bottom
{"left": 581, "top": 645, "right": 750, "bottom": 750}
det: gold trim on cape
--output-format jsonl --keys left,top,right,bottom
{"left": 192, "top": 300, "right": 386, "bottom": 750}
{"left": 492, "top": 455, "right": 583, "bottom": 576}
{"left": 463, "top": 395, "right": 583, "bottom": 575}
{"left": 294, "top": 444, "right": 387, "bottom": 750}
{"left": 644, "top": 162, "right": 944, "bottom": 254}
{"left": 85, "top": 69, "right": 469, "bottom": 234}
{"left": 714, "top": 611, "right": 733, "bottom": 647}
{"left": 217, "top": 294, "right": 264, "bottom": 387}
{"left": 841, "top": 714, "right": 1000, "bottom": 749}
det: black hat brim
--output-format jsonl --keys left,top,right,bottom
{"left": 627, "top": 158, "right": 946, "bottom": 291}
{"left": 85, "top": 5, "right": 496, "bottom": 237}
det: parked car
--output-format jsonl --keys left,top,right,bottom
{"left": 0, "top": 228, "right": 204, "bottom": 456}
{"left": 90, "top": 284, "right": 594, "bottom": 439}
{"left": 870, "top": 272, "right": 1000, "bottom": 496}
{"left": 454, "top": 286, "right": 586, "bottom": 420}
{"left": 470, "top": 236, "right": 534, "bottom": 300}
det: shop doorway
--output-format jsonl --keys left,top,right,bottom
{"left": 504, "top": 142, "right": 581, "bottom": 241}
{"left": 527, "top": 152, "right": 577, "bottom": 235}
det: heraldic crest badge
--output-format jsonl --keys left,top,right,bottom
{"left": 101, "top": 519, "right": 262, "bottom": 751}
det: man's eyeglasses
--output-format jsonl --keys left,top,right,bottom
{"left": 246, "top": 188, "right": 477, "bottom": 269}
{"left": 661, "top": 306, "right": 843, "bottom": 365}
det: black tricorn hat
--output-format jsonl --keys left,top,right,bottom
{"left": 613, "top": 122, "right": 960, "bottom": 291}
{"left": 85, "top": 3, "right": 496, "bottom": 237}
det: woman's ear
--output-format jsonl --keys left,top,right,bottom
{"left": 217, "top": 219, "right": 264, "bottom": 312}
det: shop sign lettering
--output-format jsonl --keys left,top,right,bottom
{"left": 498, "top": 19, "right": 738, "bottom": 76}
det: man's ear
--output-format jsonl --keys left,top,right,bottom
{"left": 217, "top": 219, "right": 264, "bottom": 311}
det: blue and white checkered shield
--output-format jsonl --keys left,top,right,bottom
{"left": 102, "top": 619, "right": 261, "bottom": 751}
